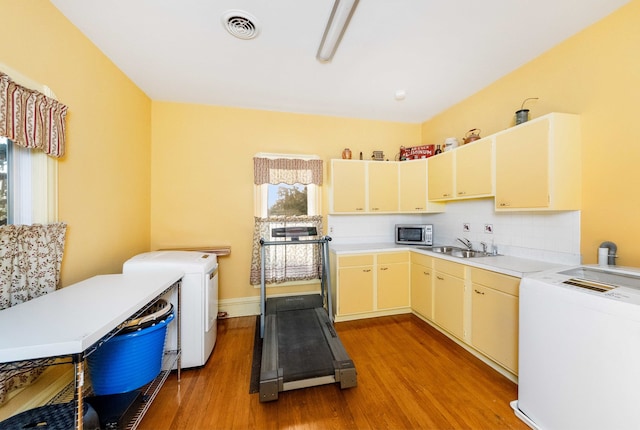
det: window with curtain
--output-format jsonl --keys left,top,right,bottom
{"left": 0, "top": 66, "right": 65, "bottom": 225}
{"left": 250, "top": 155, "right": 324, "bottom": 285}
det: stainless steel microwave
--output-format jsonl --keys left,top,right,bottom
{"left": 395, "top": 224, "right": 433, "bottom": 246}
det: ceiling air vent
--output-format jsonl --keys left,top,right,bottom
{"left": 222, "top": 10, "right": 260, "bottom": 40}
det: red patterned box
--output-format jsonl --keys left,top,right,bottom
{"left": 401, "top": 145, "right": 435, "bottom": 160}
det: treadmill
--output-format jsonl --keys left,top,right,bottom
{"left": 258, "top": 227, "right": 357, "bottom": 402}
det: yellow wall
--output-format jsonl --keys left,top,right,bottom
{"left": 151, "top": 102, "right": 420, "bottom": 299}
{"left": 421, "top": 0, "right": 640, "bottom": 266}
{"left": 0, "top": 1, "right": 152, "bottom": 285}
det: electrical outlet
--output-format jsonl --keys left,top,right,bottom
{"left": 463, "top": 223, "right": 470, "bottom": 232}
{"left": 484, "top": 224, "right": 493, "bottom": 234}
{"left": 329, "top": 226, "right": 334, "bottom": 233}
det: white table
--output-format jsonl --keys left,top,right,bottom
{"left": 0, "top": 271, "right": 184, "bottom": 429}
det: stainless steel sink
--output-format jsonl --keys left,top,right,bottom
{"left": 417, "top": 245, "right": 494, "bottom": 258}
{"left": 449, "top": 249, "right": 492, "bottom": 258}
{"left": 430, "top": 246, "right": 464, "bottom": 254}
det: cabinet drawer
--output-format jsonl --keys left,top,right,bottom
{"left": 378, "top": 252, "right": 409, "bottom": 264}
{"left": 338, "top": 254, "right": 374, "bottom": 267}
{"left": 411, "top": 253, "right": 432, "bottom": 267}
{"left": 433, "top": 258, "right": 465, "bottom": 278}
{"left": 470, "top": 268, "right": 519, "bottom": 296}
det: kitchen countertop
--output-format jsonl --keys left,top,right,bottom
{"left": 330, "top": 242, "right": 569, "bottom": 278}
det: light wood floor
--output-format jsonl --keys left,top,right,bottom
{"left": 139, "top": 314, "right": 528, "bottom": 430}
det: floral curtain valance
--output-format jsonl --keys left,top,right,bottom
{"left": 0, "top": 71, "right": 68, "bottom": 158}
{"left": 254, "top": 157, "right": 323, "bottom": 185}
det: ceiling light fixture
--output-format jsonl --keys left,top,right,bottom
{"left": 316, "top": 0, "right": 359, "bottom": 63}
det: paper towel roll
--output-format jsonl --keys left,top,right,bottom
{"left": 598, "top": 247, "right": 609, "bottom": 266}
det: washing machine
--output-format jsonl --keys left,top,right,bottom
{"left": 123, "top": 250, "right": 218, "bottom": 368}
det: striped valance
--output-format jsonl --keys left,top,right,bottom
{"left": 254, "top": 157, "right": 323, "bottom": 185}
{"left": 0, "top": 71, "right": 67, "bottom": 158}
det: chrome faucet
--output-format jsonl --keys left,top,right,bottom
{"left": 480, "top": 241, "right": 488, "bottom": 253}
{"left": 457, "top": 237, "right": 473, "bottom": 250}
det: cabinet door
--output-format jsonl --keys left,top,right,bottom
{"left": 410, "top": 263, "right": 433, "bottom": 319}
{"left": 428, "top": 152, "right": 454, "bottom": 200}
{"left": 377, "top": 261, "right": 410, "bottom": 310}
{"left": 495, "top": 118, "right": 549, "bottom": 208}
{"left": 456, "top": 137, "right": 493, "bottom": 198}
{"left": 331, "top": 160, "right": 366, "bottom": 213}
{"left": 338, "top": 265, "right": 374, "bottom": 314}
{"left": 471, "top": 284, "right": 519, "bottom": 373}
{"left": 399, "top": 160, "right": 427, "bottom": 212}
{"left": 368, "top": 162, "right": 399, "bottom": 212}
{"left": 433, "top": 271, "right": 465, "bottom": 339}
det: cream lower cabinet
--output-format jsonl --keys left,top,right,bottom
{"left": 377, "top": 252, "right": 410, "bottom": 310}
{"left": 470, "top": 268, "right": 519, "bottom": 373}
{"left": 410, "top": 253, "right": 433, "bottom": 320}
{"left": 335, "top": 254, "right": 374, "bottom": 315}
{"left": 332, "top": 251, "right": 411, "bottom": 321}
{"left": 432, "top": 259, "right": 465, "bottom": 340}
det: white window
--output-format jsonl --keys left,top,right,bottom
{"left": 250, "top": 154, "right": 323, "bottom": 285}
{"left": 0, "top": 64, "right": 59, "bottom": 225}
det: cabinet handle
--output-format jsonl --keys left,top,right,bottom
{"left": 415, "top": 207, "right": 424, "bottom": 210}
{"left": 363, "top": 269, "right": 371, "bottom": 272}
{"left": 498, "top": 202, "right": 510, "bottom": 207}
{"left": 458, "top": 191, "right": 466, "bottom": 195}
{"left": 474, "top": 289, "right": 485, "bottom": 295}
{"left": 442, "top": 193, "right": 450, "bottom": 197}
{"left": 423, "top": 272, "right": 430, "bottom": 276}
{"left": 372, "top": 207, "right": 379, "bottom": 211}
{"left": 380, "top": 267, "right": 389, "bottom": 271}
{"left": 356, "top": 207, "right": 364, "bottom": 211}
{"left": 436, "top": 276, "right": 444, "bottom": 281}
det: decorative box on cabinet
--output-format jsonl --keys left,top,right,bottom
{"left": 494, "top": 112, "right": 581, "bottom": 210}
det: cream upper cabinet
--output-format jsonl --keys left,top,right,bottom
{"left": 427, "top": 151, "right": 454, "bottom": 200}
{"left": 330, "top": 160, "right": 366, "bottom": 213}
{"left": 494, "top": 112, "right": 581, "bottom": 211}
{"left": 399, "top": 160, "right": 445, "bottom": 213}
{"left": 455, "top": 137, "right": 494, "bottom": 198}
{"left": 410, "top": 253, "right": 433, "bottom": 320}
{"left": 368, "top": 162, "right": 399, "bottom": 213}
{"left": 470, "top": 268, "right": 519, "bottom": 374}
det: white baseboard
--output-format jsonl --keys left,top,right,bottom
{"left": 218, "top": 296, "right": 260, "bottom": 318}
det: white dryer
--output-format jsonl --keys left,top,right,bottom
{"left": 123, "top": 250, "right": 218, "bottom": 368}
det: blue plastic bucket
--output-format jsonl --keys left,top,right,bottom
{"left": 88, "top": 313, "right": 174, "bottom": 395}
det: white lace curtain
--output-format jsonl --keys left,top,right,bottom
{"left": 250, "top": 157, "right": 323, "bottom": 285}
{"left": 0, "top": 71, "right": 68, "bottom": 158}
{"left": 0, "top": 222, "right": 67, "bottom": 405}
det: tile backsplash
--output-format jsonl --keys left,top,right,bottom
{"left": 328, "top": 199, "right": 581, "bottom": 265}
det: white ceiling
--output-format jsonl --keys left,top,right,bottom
{"left": 50, "top": 0, "right": 629, "bottom": 123}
